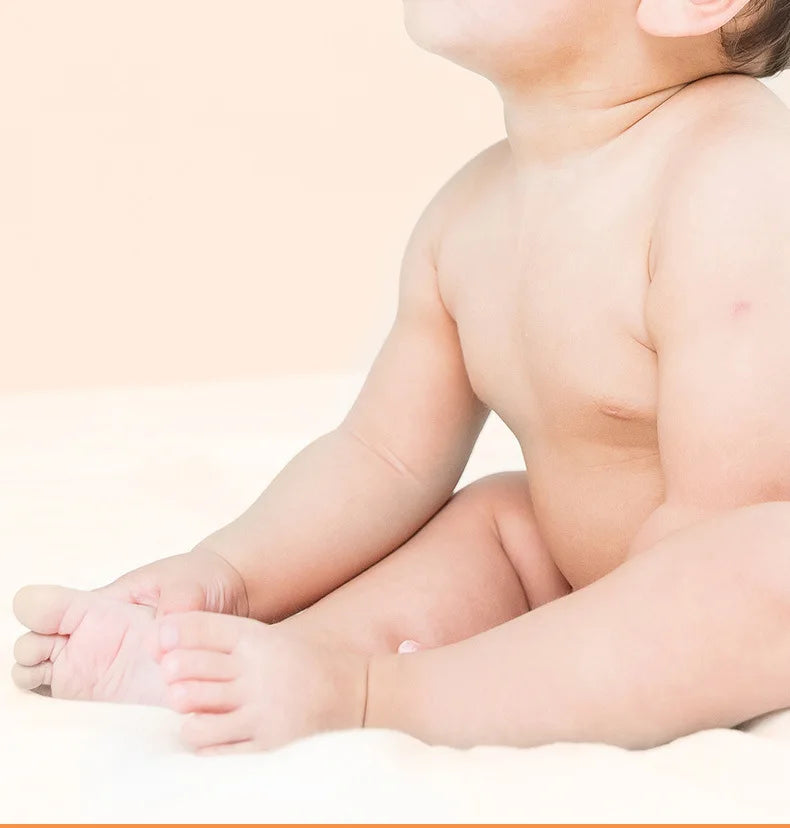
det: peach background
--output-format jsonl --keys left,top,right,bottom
{"left": 1, "top": 2, "right": 787, "bottom": 392}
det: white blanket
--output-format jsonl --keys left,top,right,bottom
{"left": 3, "top": 375, "right": 790, "bottom": 822}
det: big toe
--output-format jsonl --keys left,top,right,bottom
{"left": 13, "top": 585, "right": 85, "bottom": 635}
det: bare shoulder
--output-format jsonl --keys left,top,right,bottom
{"left": 397, "top": 139, "right": 509, "bottom": 315}
{"left": 404, "top": 139, "right": 510, "bottom": 262}
{"left": 653, "top": 75, "right": 790, "bottom": 265}
{"left": 673, "top": 72, "right": 790, "bottom": 130}
{"left": 659, "top": 74, "right": 790, "bottom": 216}
{"left": 648, "top": 75, "right": 790, "bottom": 337}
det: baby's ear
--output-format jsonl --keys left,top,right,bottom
{"left": 637, "top": 0, "right": 752, "bottom": 38}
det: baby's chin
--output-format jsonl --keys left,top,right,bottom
{"left": 401, "top": 1, "right": 551, "bottom": 80}
{"left": 402, "top": 0, "right": 466, "bottom": 55}
{"left": 403, "top": 12, "right": 497, "bottom": 75}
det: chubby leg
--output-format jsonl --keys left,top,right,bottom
{"left": 366, "top": 501, "right": 790, "bottom": 749}
{"left": 280, "top": 471, "right": 572, "bottom": 656}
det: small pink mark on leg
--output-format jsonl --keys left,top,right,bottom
{"left": 731, "top": 300, "right": 752, "bottom": 319}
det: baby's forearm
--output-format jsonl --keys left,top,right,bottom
{"left": 366, "top": 502, "right": 790, "bottom": 748}
{"left": 195, "top": 428, "right": 452, "bottom": 622}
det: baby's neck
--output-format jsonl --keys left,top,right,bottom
{"left": 500, "top": 81, "right": 690, "bottom": 175}
{"left": 498, "top": 32, "right": 728, "bottom": 177}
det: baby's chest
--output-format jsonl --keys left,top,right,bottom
{"left": 439, "top": 228, "right": 659, "bottom": 445}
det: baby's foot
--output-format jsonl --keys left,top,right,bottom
{"left": 12, "top": 585, "right": 166, "bottom": 705}
{"left": 158, "top": 612, "right": 367, "bottom": 754}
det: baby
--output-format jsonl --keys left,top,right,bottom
{"left": 13, "top": 0, "right": 790, "bottom": 755}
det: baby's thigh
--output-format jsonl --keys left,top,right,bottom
{"left": 286, "top": 471, "right": 571, "bottom": 654}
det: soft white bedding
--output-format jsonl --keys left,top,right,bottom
{"left": 2, "top": 374, "right": 790, "bottom": 823}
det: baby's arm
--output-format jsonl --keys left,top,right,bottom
{"left": 367, "top": 122, "right": 790, "bottom": 749}
{"left": 196, "top": 154, "right": 497, "bottom": 622}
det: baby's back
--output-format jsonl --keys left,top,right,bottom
{"left": 434, "top": 74, "right": 789, "bottom": 588}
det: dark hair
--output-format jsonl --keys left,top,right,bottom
{"left": 722, "top": 0, "right": 790, "bottom": 77}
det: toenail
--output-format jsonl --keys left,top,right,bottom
{"left": 160, "top": 624, "right": 179, "bottom": 650}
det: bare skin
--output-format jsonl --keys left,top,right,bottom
{"left": 13, "top": 0, "right": 790, "bottom": 750}
{"left": 13, "top": 586, "right": 164, "bottom": 706}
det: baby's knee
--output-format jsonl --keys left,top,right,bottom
{"left": 739, "top": 500, "right": 790, "bottom": 566}
{"left": 707, "top": 501, "right": 790, "bottom": 602}
{"left": 721, "top": 500, "right": 790, "bottom": 551}
{"left": 451, "top": 471, "right": 531, "bottom": 519}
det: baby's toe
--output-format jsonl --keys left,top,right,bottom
{"left": 12, "top": 661, "right": 53, "bottom": 691}
{"left": 13, "top": 585, "right": 85, "bottom": 635}
{"left": 161, "top": 649, "right": 236, "bottom": 683}
{"left": 181, "top": 710, "right": 252, "bottom": 751}
{"left": 14, "top": 632, "right": 67, "bottom": 667}
{"left": 168, "top": 679, "right": 239, "bottom": 714}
